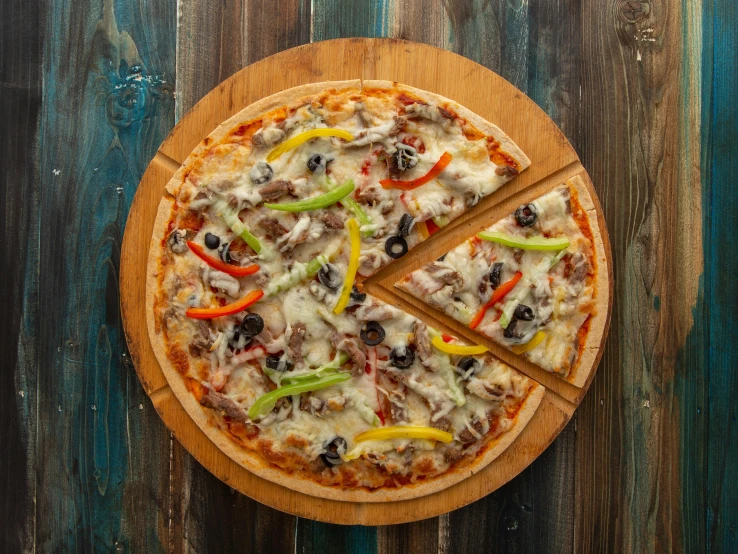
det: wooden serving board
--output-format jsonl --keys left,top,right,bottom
{"left": 120, "top": 38, "right": 612, "bottom": 525}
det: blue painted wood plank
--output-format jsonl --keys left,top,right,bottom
{"left": 10, "top": 0, "right": 176, "bottom": 550}
{"left": 296, "top": 520, "right": 378, "bottom": 554}
{"left": 701, "top": 0, "right": 738, "bottom": 550}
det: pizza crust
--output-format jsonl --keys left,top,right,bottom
{"left": 145, "top": 80, "right": 558, "bottom": 502}
{"left": 362, "top": 80, "right": 531, "bottom": 171}
{"left": 166, "top": 80, "right": 363, "bottom": 197}
{"left": 564, "top": 175, "right": 611, "bottom": 388}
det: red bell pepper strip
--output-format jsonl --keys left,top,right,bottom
{"left": 187, "top": 241, "right": 260, "bottom": 277}
{"left": 469, "top": 271, "right": 523, "bottom": 330}
{"left": 425, "top": 218, "right": 441, "bottom": 235}
{"left": 379, "top": 152, "right": 452, "bottom": 190}
{"left": 441, "top": 333, "right": 454, "bottom": 343}
{"left": 186, "top": 289, "right": 264, "bottom": 319}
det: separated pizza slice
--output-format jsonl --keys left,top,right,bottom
{"left": 396, "top": 176, "right": 608, "bottom": 386}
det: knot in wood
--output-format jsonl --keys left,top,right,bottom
{"left": 619, "top": 0, "right": 649, "bottom": 23}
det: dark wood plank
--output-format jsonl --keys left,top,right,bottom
{"left": 0, "top": 0, "right": 42, "bottom": 551}
{"left": 176, "top": 0, "right": 311, "bottom": 115}
{"left": 428, "top": 1, "right": 580, "bottom": 551}
{"left": 377, "top": 518, "right": 439, "bottom": 554}
{"left": 14, "top": 0, "right": 177, "bottom": 551}
{"left": 577, "top": 2, "right": 706, "bottom": 552}
{"left": 172, "top": 1, "right": 310, "bottom": 551}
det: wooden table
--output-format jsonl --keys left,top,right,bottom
{"left": 1, "top": 1, "right": 735, "bottom": 552}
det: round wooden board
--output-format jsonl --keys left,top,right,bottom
{"left": 120, "top": 38, "right": 612, "bottom": 525}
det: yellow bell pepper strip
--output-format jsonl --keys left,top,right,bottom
{"left": 264, "top": 180, "right": 355, "bottom": 212}
{"left": 186, "top": 241, "right": 260, "bottom": 277}
{"left": 416, "top": 220, "right": 431, "bottom": 239}
{"left": 477, "top": 231, "right": 570, "bottom": 252}
{"left": 333, "top": 218, "right": 361, "bottom": 314}
{"left": 266, "top": 128, "right": 354, "bottom": 162}
{"left": 247, "top": 372, "right": 351, "bottom": 420}
{"left": 281, "top": 352, "right": 350, "bottom": 384}
{"left": 431, "top": 335, "right": 488, "bottom": 355}
{"left": 380, "top": 152, "right": 453, "bottom": 190}
{"left": 469, "top": 271, "right": 523, "bottom": 330}
{"left": 511, "top": 331, "right": 547, "bottom": 355}
{"left": 186, "top": 289, "right": 264, "bottom": 319}
{"left": 354, "top": 426, "right": 453, "bottom": 444}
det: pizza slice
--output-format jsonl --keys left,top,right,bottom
{"left": 168, "top": 81, "right": 530, "bottom": 283}
{"left": 396, "top": 176, "right": 606, "bottom": 386}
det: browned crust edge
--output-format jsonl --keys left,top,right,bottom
{"left": 564, "top": 175, "right": 610, "bottom": 388}
{"left": 362, "top": 79, "right": 531, "bottom": 171}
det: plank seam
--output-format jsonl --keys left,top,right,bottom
{"left": 149, "top": 384, "right": 173, "bottom": 408}
{"left": 153, "top": 151, "right": 183, "bottom": 175}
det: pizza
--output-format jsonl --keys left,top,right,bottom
{"left": 397, "top": 177, "right": 608, "bottom": 386}
{"left": 147, "top": 80, "right": 546, "bottom": 502}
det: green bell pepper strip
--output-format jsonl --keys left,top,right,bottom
{"left": 342, "top": 196, "right": 374, "bottom": 237}
{"left": 264, "top": 238, "right": 342, "bottom": 297}
{"left": 549, "top": 249, "right": 568, "bottom": 269}
{"left": 319, "top": 179, "right": 373, "bottom": 237}
{"left": 264, "top": 180, "right": 355, "bottom": 212}
{"left": 265, "top": 255, "right": 326, "bottom": 297}
{"left": 248, "top": 372, "right": 351, "bottom": 420}
{"left": 281, "top": 352, "right": 350, "bottom": 384}
{"left": 477, "top": 231, "right": 570, "bottom": 251}
{"left": 215, "top": 200, "right": 272, "bottom": 259}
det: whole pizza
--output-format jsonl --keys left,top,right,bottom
{"left": 147, "top": 80, "right": 605, "bottom": 501}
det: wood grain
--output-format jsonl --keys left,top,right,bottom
{"left": 7, "top": 0, "right": 177, "bottom": 551}
{"left": 0, "top": 0, "right": 41, "bottom": 551}
{"left": 4, "top": 0, "right": 736, "bottom": 550}
{"left": 574, "top": 1, "right": 710, "bottom": 552}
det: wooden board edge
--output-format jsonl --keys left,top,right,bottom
{"left": 117, "top": 38, "right": 610, "bottom": 522}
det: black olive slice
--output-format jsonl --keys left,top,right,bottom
{"left": 514, "top": 203, "right": 538, "bottom": 227}
{"left": 307, "top": 154, "right": 330, "bottom": 174}
{"left": 240, "top": 313, "right": 265, "bottom": 338}
{"left": 360, "top": 322, "right": 385, "bottom": 346}
{"left": 250, "top": 161, "right": 274, "bottom": 185}
{"left": 456, "top": 356, "right": 479, "bottom": 377}
{"left": 490, "top": 262, "right": 503, "bottom": 289}
{"left": 504, "top": 319, "right": 524, "bottom": 340}
{"left": 513, "top": 304, "right": 534, "bottom": 321}
{"left": 350, "top": 285, "right": 367, "bottom": 303}
{"left": 204, "top": 232, "right": 221, "bottom": 250}
{"left": 266, "top": 355, "right": 293, "bottom": 372}
{"left": 385, "top": 236, "right": 408, "bottom": 259}
{"left": 397, "top": 213, "right": 414, "bottom": 237}
{"left": 390, "top": 346, "right": 415, "bottom": 369}
{"left": 321, "top": 436, "right": 347, "bottom": 466}
{"left": 318, "top": 263, "right": 342, "bottom": 290}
